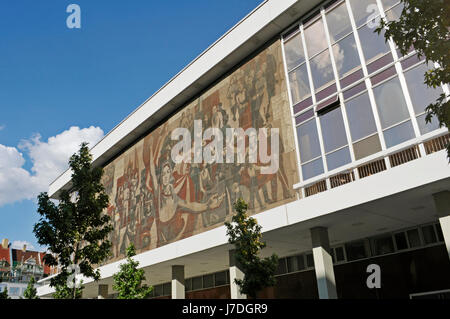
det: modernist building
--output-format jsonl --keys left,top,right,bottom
{"left": 38, "top": 0, "right": 450, "bottom": 299}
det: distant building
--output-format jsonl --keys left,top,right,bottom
{"left": 0, "top": 239, "right": 55, "bottom": 299}
{"left": 0, "top": 244, "right": 11, "bottom": 283}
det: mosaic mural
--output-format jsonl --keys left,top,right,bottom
{"left": 102, "top": 40, "right": 299, "bottom": 262}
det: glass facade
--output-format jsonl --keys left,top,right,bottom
{"left": 283, "top": 0, "right": 447, "bottom": 182}
{"left": 275, "top": 222, "right": 444, "bottom": 273}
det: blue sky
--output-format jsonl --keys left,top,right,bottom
{"left": 0, "top": 0, "right": 262, "bottom": 251}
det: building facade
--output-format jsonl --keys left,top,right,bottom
{"left": 1, "top": 240, "right": 54, "bottom": 299}
{"left": 38, "top": 0, "right": 450, "bottom": 299}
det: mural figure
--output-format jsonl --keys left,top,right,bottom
{"left": 146, "top": 130, "right": 225, "bottom": 245}
{"left": 104, "top": 41, "right": 298, "bottom": 262}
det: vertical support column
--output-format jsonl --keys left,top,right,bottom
{"left": 310, "top": 227, "right": 337, "bottom": 299}
{"left": 229, "top": 250, "right": 246, "bottom": 299}
{"left": 98, "top": 284, "right": 108, "bottom": 299}
{"left": 433, "top": 191, "right": 450, "bottom": 260}
{"left": 171, "top": 265, "right": 185, "bottom": 299}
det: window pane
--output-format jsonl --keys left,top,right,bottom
{"left": 289, "top": 64, "right": 311, "bottom": 104}
{"left": 203, "top": 274, "right": 214, "bottom": 288}
{"left": 185, "top": 278, "right": 192, "bottom": 291}
{"left": 304, "top": 18, "right": 328, "bottom": 57}
{"left": 395, "top": 232, "right": 408, "bottom": 250}
{"left": 297, "top": 119, "right": 322, "bottom": 162}
{"left": 385, "top": 3, "right": 404, "bottom": 22}
{"left": 422, "top": 225, "right": 437, "bottom": 245}
{"left": 192, "top": 276, "right": 202, "bottom": 290}
{"left": 353, "top": 134, "right": 382, "bottom": 160}
{"left": 349, "top": 0, "right": 380, "bottom": 27}
{"left": 345, "top": 92, "right": 377, "bottom": 141}
{"left": 297, "top": 255, "right": 305, "bottom": 270}
{"left": 153, "top": 285, "right": 163, "bottom": 297}
{"left": 404, "top": 64, "right": 443, "bottom": 115}
{"left": 276, "top": 258, "right": 287, "bottom": 275}
{"left": 358, "top": 24, "right": 390, "bottom": 62}
{"left": 417, "top": 113, "right": 440, "bottom": 135}
{"left": 306, "top": 253, "right": 314, "bottom": 268}
{"left": 335, "top": 247, "right": 345, "bottom": 262}
{"left": 381, "top": 0, "right": 400, "bottom": 10}
{"left": 345, "top": 240, "right": 367, "bottom": 261}
{"left": 163, "top": 282, "right": 171, "bottom": 296}
{"left": 309, "top": 49, "right": 335, "bottom": 91}
{"left": 326, "top": 2, "right": 352, "bottom": 42}
{"left": 384, "top": 120, "right": 415, "bottom": 148}
{"left": 372, "top": 236, "right": 394, "bottom": 255}
{"left": 320, "top": 107, "right": 348, "bottom": 153}
{"left": 214, "top": 271, "right": 227, "bottom": 286}
{"left": 296, "top": 109, "right": 314, "bottom": 124}
{"left": 326, "top": 147, "right": 352, "bottom": 171}
{"left": 407, "top": 229, "right": 421, "bottom": 248}
{"left": 373, "top": 77, "right": 410, "bottom": 129}
{"left": 302, "top": 158, "right": 324, "bottom": 180}
{"left": 284, "top": 33, "right": 306, "bottom": 70}
{"left": 333, "top": 34, "right": 361, "bottom": 78}
{"left": 286, "top": 256, "right": 298, "bottom": 273}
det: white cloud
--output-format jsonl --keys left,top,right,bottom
{"left": 11, "top": 240, "right": 35, "bottom": 251}
{"left": 0, "top": 125, "right": 5, "bottom": 131}
{"left": 0, "top": 126, "right": 104, "bottom": 206}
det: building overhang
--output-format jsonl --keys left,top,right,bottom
{"left": 48, "top": 0, "right": 324, "bottom": 199}
{"left": 38, "top": 149, "right": 450, "bottom": 298}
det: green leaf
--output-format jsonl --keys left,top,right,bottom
{"left": 34, "top": 142, "right": 113, "bottom": 299}
{"left": 112, "top": 243, "right": 153, "bottom": 299}
{"left": 225, "top": 198, "right": 279, "bottom": 298}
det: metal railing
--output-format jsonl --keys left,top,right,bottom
{"left": 389, "top": 145, "right": 421, "bottom": 168}
{"left": 424, "top": 134, "right": 450, "bottom": 155}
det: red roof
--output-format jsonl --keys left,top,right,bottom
{"left": 0, "top": 246, "right": 10, "bottom": 266}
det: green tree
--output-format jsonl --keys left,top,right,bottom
{"left": 225, "top": 198, "right": 278, "bottom": 299}
{"left": 34, "top": 142, "right": 113, "bottom": 299}
{"left": 23, "top": 276, "right": 39, "bottom": 299}
{"left": 52, "top": 278, "right": 83, "bottom": 299}
{"left": 112, "top": 244, "right": 153, "bottom": 299}
{"left": 376, "top": 0, "right": 450, "bottom": 156}
{"left": 0, "top": 287, "right": 9, "bottom": 299}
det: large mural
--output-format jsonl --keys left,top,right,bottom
{"left": 102, "top": 40, "right": 299, "bottom": 262}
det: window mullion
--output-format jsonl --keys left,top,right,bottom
{"left": 347, "top": 0, "right": 388, "bottom": 155}
{"left": 321, "top": 6, "right": 356, "bottom": 165}
{"left": 280, "top": 31, "right": 304, "bottom": 191}
{"left": 301, "top": 23, "right": 329, "bottom": 180}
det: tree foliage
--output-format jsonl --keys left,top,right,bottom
{"left": 23, "top": 276, "right": 39, "bottom": 299}
{"left": 0, "top": 287, "right": 9, "bottom": 299}
{"left": 112, "top": 244, "right": 153, "bottom": 299}
{"left": 225, "top": 198, "right": 278, "bottom": 299}
{"left": 376, "top": 0, "right": 450, "bottom": 156}
{"left": 52, "top": 278, "right": 84, "bottom": 299}
{"left": 34, "top": 142, "right": 113, "bottom": 299}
